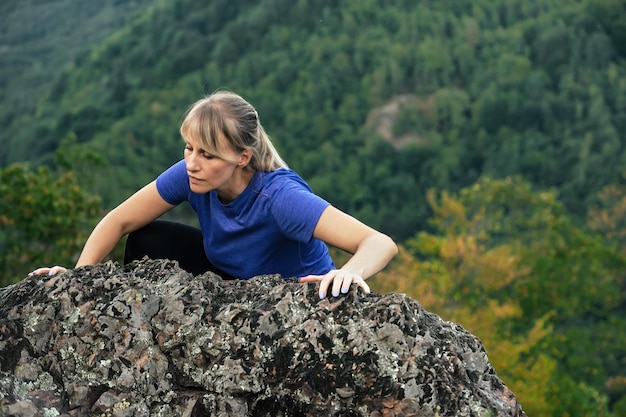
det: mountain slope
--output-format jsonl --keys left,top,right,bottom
{"left": 0, "top": 0, "right": 153, "bottom": 157}
{"left": 2, "top": 0, "right": 625, "bottom": 241}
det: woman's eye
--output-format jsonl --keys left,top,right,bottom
{"left": 184, "top": 145, "right": 215, "bottom": 159}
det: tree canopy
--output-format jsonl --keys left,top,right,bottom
{"left": 2, "top": 0, "right": 625, "bottom": 242}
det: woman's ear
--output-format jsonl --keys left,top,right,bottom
{"left": 238, "top": 149, "right": 253, "bottom": 168}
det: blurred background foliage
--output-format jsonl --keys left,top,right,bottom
{"left": 1, "top": 0, "right": 626, "bottom": 414}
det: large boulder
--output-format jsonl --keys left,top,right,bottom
{"left": 0, "top": 258, "right": 526, "bottom": 416}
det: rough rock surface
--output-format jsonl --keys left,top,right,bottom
{"left": 0, "top": 259, "right": 526, "bottom": 416}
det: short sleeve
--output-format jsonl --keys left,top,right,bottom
{"left": 155, "top": 160, "right": 190, "bottom": 205}
{"left": 268, "top": 179, "right": 330, "bottom": 243}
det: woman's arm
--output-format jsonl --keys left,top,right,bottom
{"left": 299, "top": 205, "right": 398, "bottom": 299}
{"left": 30, "top": 181, "right": 175, "bottom": 276}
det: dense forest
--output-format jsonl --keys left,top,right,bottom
{"left": 1, "top": 0, "right": 626, "bottom": 415}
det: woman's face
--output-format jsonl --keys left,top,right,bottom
{"left": 183, "top": 134, "right": 243, "bottom": 199}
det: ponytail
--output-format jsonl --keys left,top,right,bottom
{"left": 254, "top": 123, "right": 288, "bottom": 171}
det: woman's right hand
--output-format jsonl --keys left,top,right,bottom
{"left": 28, "top": 265, "right": 68, "bottom": 277}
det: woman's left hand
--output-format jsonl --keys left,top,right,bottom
{"left": 28, "top": 265, "right": 68, "bottom": 277}
{"left": 299, "top": 268, "right": 370, "bottom": 300}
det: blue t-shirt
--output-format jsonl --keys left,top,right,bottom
{"left": 156, "top": 160, "right": 335, "bottom": 279}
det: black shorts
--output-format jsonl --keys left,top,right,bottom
{"left": 124, "top": 220, "right": 233, "bottom": 278}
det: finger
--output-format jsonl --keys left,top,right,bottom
{"left": 332, "top": 274, "right": 347, "bottom": 298}
{"left": 341, "top": 274, "right": 355, "bottom": 294}
{"left": 298, "top": 275, "right": 324, "bottom": 283}
{"left": 28, "top": 267, "right": 50, "bottom": 276}
{"left": 338, "top": 274, "right": 371, "bottom": 296}
{"left": 318, "top": 271, "right": 337, "bottom": 300}
{"left": 49, "top": 266, "right": 67, "bottom": 276}
{"left": 355, "top": 277, "right": 371, "bottom": 295}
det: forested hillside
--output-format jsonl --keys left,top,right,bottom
{"left": 1, "top": 0, "right": 626, "bottom": 415}
{"left": 2, "top": 0, "right": 624, "bottom": 241}
{"left": 0, "top": 0, "right": 154, "bottom": 161}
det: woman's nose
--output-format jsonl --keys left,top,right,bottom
{"left": 185, "top": 152, "right": 199, "bottom": 171}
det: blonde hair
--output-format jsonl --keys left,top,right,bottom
{"left": 180, "top": 91, "right": 288, "bottom": 171}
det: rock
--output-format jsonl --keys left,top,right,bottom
{"left": 0, "top": 258, "right": 527, "bottom": 416}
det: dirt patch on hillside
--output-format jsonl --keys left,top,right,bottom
{"left": 365, "top": 94, "right": 433, "bottom": 149}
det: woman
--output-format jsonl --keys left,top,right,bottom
{"left": 30, "top": 91, "right": 397, "bottom": 300}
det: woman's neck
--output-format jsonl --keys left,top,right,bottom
{"left": 217, "top": 168, "right": 255, "bottom": 204}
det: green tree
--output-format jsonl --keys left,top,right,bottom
{"left": 369, "top": 186, "right": 559, "bottom": 416}
{"left": 0, "top": 162, "right": 101, "bottom": 287}
{"left": 371, "top": 176, "right": 626, "bottom": 416}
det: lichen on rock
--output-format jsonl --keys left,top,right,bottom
{"left": 0, "top": 258, "right": 526, "bottom": 416}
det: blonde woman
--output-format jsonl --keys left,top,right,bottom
{"left": 31, "top": 91, "right": 397, "bottom": 299}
